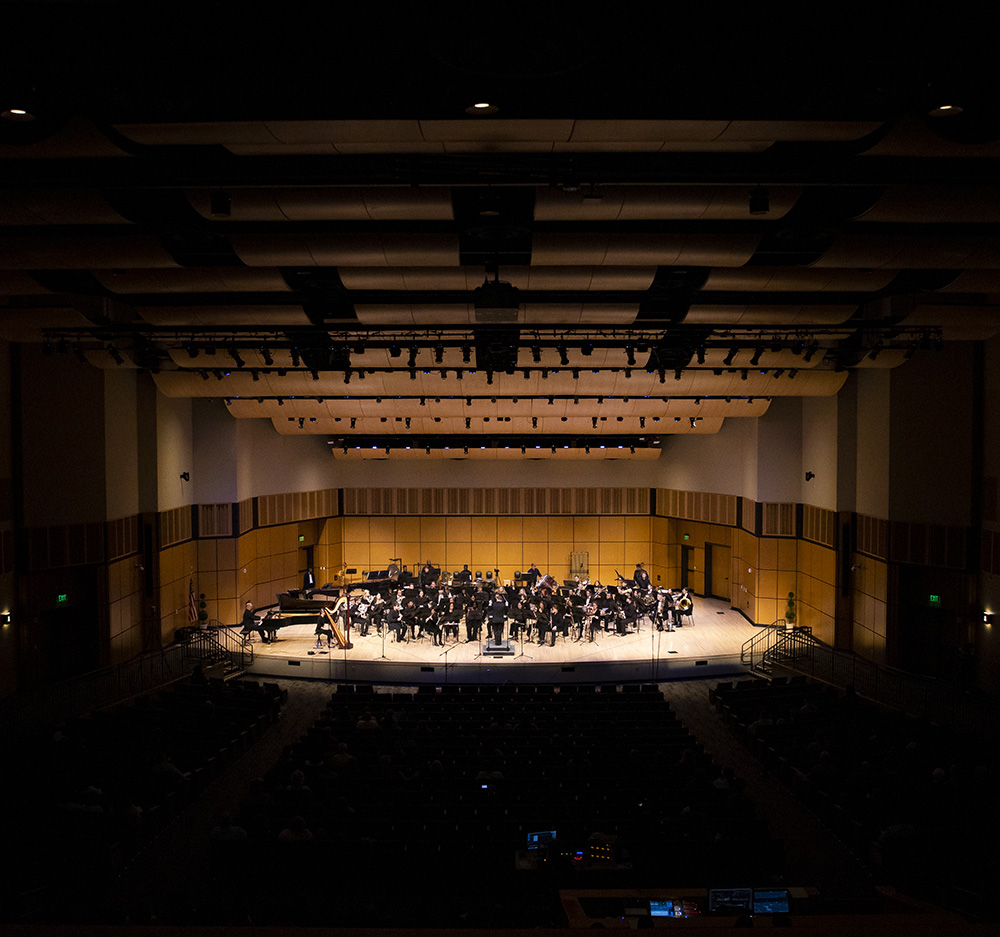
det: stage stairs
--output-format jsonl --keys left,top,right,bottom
{"left": 741, "top": 622, "right": 820, "bottom": 679}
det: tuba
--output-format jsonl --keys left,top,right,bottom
{"left": 678, "top": 595, "right": 693, "bottom": 612}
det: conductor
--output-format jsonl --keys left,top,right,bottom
{"left": 487, "top": 592, "right": 508, "bottom": 645}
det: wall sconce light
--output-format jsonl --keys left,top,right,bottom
{"left": 0, "top": 611, "right": 10, "bottom": 626}
{"left": 805, "top": 471, "right": 815, "bottom": 481}
{"left": 179, "top": 472, "right": 190, "bottom": 482}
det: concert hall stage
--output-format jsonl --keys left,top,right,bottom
{"left": 239, "top": 597, "right": 759, "bottom": 685}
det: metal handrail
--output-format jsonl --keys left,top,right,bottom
{"left": 186, "top": 622, "right": 253, "bottom": 670}
{"left": 759, "top": 627, "right": 994, "bottom": 730}
{"left": 740, "top": 621, "right": 786, "bottom": 672}
{"left": 0, "top": 642, "right": 195, "bottom": 737}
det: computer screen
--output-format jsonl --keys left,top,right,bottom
{"left": 649, "top": 900, "right": 674, "bottom": 918}
{"left": 526, "top": 829, "right": 557, "bottom": 850}
{"left": 708, "top": 887, "right": 752, "bottom": 913}
{"left": 752, "top": 889, "right": 790, "bottom": 914}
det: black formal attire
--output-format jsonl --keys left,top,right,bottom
{"left": 487, "top": 595, "right": 508, "bottom": 644}
{"left": 465, "top": 600, "right": 484, "bottom": 642}
{"left": 633, "top": 567, "right": 650, "bottom": 591}
{"left": 241, "top": 607, "right": 269, "bottom": 643}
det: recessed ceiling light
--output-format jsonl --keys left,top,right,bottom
{"left": 465, "top": 101, "right": 499, "bottom": 116}
{"left": 2, "top": 108, "right": 35, "bottom": 122}
{"left": 928, "top": 103, "right": 962, "bottom": 116}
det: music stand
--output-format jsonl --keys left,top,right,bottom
{"left": 513, "top": 619, "right": 534, "bottom": 660}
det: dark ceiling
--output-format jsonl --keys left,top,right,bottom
{"left": 2, "top": 4, "right": 999, "bottom": 459}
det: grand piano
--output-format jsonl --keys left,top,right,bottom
{"left": 263, "top": 566, "right": 403, "bottom": 648}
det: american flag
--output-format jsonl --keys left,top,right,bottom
{"left": 188, "top": 580, "right": 198, "bottom": 621}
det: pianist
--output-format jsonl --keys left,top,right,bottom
{"left": 241, "top": 602, "right": 270, "bottom": 644}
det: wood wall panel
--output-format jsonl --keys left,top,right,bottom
{"left": 342, "top": 487, "right": 650, "bottom": 516}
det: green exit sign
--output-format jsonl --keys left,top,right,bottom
{"left": 929, "top": 594, "right": 941, "bottom": 607}
{"left": 56, "top": 593, "right": 68, "bottom": 605}
{"left": 298, "top": 535, "right": 305, "bottom": 542}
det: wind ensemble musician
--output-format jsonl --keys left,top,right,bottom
{"left": 288, "top": 562, "right": 695, "bottom": 650}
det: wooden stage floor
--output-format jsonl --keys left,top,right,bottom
{"left": 239, "top": 597, "right": 763, "bottom": 685}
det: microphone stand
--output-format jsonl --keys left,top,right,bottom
{"left": 514, "top": 618, "right": 533, "bottom": 660}
{"left": 374, "top": 609, "right": 390, "bottom": 661}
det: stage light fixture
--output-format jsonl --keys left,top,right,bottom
{"left": 228, "top": 347, "right": 245, "bottom": 368}
{"left": 523, "top": 369, "right": 530, "bottom": 380}
{"left": 690, "top": 417, "right": 697, "bottom": 428}
{"left": 251, "top": 370, "right": 259, "bottom": 382}
{"left": 260, "top": 345, "right": 273, "bottom": 366}
{"left": 658, "top": 370, "right": 666, "bottom": 383}
{"left": 640, "top": 417, "right": 645, "bottom": 427}
{"left": 531, "top": 345, "right": 541, "bottom": 363}
{"left": 749, "top": 346, "right": 763, "bottom": 366}
{"left": 558, "top": 344, "right": 569, "bottom": 365}
{"left": 773, "top": 368, "right": 784, "bottom": 378}
{"left": 741, "top": 369, "right": 748, "bottom": 380}
{"left": 277, "top": 398, "right": 284, "bottom": 406}
{"left": 420, "top": 397, "right": 426, "bottom": 406}
{"left": 532, "top": 417, "right": 538, "bottom": 428}
{"left": 434, "top": 344, "right": 444, "bottom": 363}
{"left": 548, "top": 396, "right": 554, "bottom": 405}
{"left": 592, "top": 417, "right": 598, "bottom": 428}
{"left": 581, "top": 341, "right": 593, "bottom": 356}
{"left": 723, "top": 345, "right": 738, "bottom": 366}
{"left": 350, "top": 417, "right": 356, "bottom": 428}
{"left": 462, "top": 344, "right": 471, "bottom": 363}
{"left": 343, "top": 370, "right": 351, "bottom": 384}
{"left": 572, "top": 369, "right": 579, "bottom": 379}
{"left": 626, "top": 345, "right": 636, "bottom": 365}
{"left": 298, "top": 417, "right": 304, "bottom": 429}
{"left": 291, "top": 347, "right": 300, "bottom": 367}
{"left": 696, "top": 346, "right": 705, "bottom": 364}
